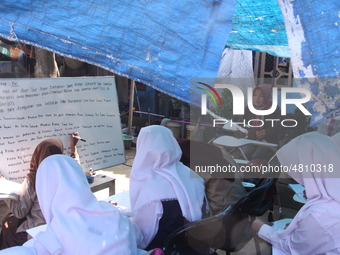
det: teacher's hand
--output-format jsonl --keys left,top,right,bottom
{"left": 70, "top": 132, "right": 80, "bottom": 159}
{"left": 71, "top": 132, "right": 80, "bottom": 147}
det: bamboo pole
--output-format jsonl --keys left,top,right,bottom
{"left": 127, "top": 80, "right": 135, "bottom": 135}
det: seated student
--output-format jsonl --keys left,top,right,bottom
{"left": 332, "top": 131, "right": 340, "bottom": 146}
{"left": 0, "top": 134, "right": 79, "bottom": 249}
{"left": 252, "top": 132, "right": 340, "bottom": 254}
{"left": 239, "top": 85, "right": 282, "bottom": 161}
{"left": 0, "top": 154, "right": 140, "bottom": 255}
{"left": 177, "top": 138, "right": 247, "bottom": 216}
{"left": 129, "top": 125, "right": 206, "bottom": 250}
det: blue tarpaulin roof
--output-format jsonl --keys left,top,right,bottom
{"left": 0, "top": 0, "right": 339, "bottom": 126}
{"left": 0, "top": 0, "right": 237, "bottom": 105}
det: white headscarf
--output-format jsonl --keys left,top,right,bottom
{"left": 33, "top": 154, "right": 138, "bottom": 255}
{"left": 276, "top": 131, "right": 340, "bottom": 237}
{"left": 332, "top": 131, "right": 340, "bottom": 147}
{"left": 130, "top": 125, "right": 205, "bottom": 222}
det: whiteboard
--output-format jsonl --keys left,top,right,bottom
{"left": 0, "top": 77, "right": 125, "bottom": 182}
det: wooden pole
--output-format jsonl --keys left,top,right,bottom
{"left": 148, "top": 107, "right": 151, "bottom": 126}
{"left": 34, "top": 48, "right": 58, "bottom": 78}
{"left": 127, "top": 80, "right": 135, "bottom": 135}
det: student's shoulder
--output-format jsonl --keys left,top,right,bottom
{"left": 304, "top": 202, "right": 340, "bottom": 219}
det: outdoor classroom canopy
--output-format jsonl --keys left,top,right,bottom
{"left": 0, "top": 0, "right": 339, "bottom": 126}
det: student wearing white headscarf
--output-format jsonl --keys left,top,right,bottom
{"left": 130, "top": 125, "right": 206, "bottom": 250}
{"left": 252, "top": 132, "right": 340, "bottom": 254}
{"left": 0, "top": 154, "right": 139, "bottom": 255}
{"left": 0, "top": 139, "right": 64, "bottom": 250}
{"left": 332, "top": 131, "right": 340, "bottom": 147}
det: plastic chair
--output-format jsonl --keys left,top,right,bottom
{"left": 253, "top": 176, "right": 280, "bottom": 222}
{"left": 212, "top": 135, "right": 278, "bottom": 162}
{"left": 251, "top": 155, "right": 284, "bottom": 222}
{"left": 212, "top": 178, "right": 274, "bottom": 255}
{"left": 162, "top": 178, "right": 274, "bottom": 255}
{"left": 162, "top": 205, "right": 233, "bottom": 255}
{"left": 218, "top": 145, "right": 283, "bottom": 222}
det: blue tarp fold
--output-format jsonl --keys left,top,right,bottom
{"left": 227, "top": 0, "right": 289, "bottom": 58}
{"left": 0, "top": 0, "right": 237, "bottom": 104}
